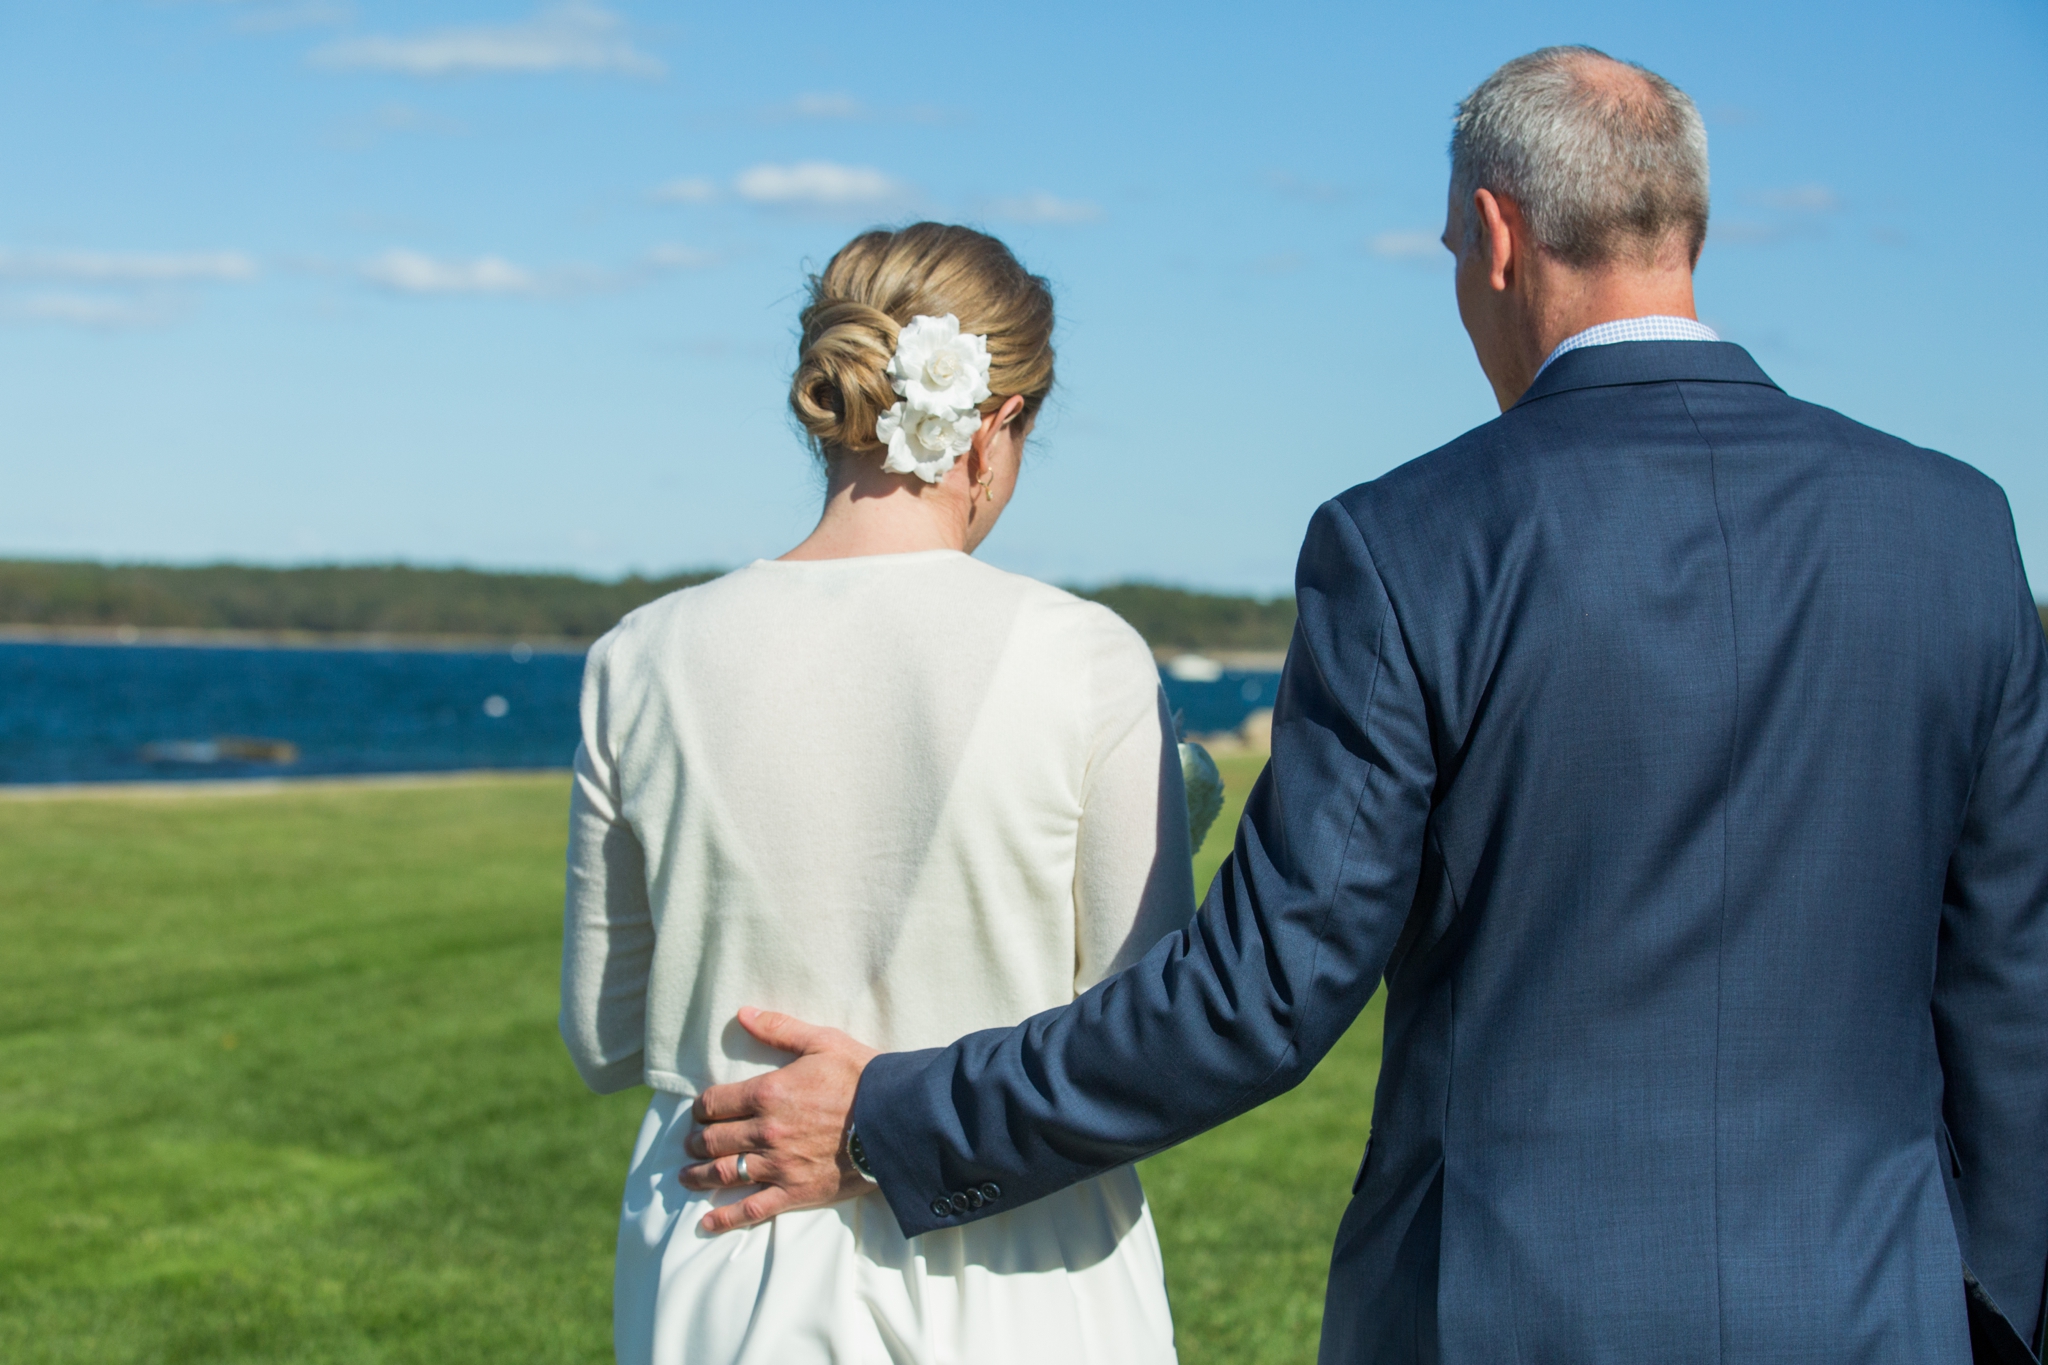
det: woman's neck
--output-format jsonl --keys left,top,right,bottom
{"left": 779, "top": 459, "right": 971, "bottom": 562}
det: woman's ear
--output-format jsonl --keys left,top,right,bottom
{"left": 971, "top": 395, "right": 1029, "bottom": 454}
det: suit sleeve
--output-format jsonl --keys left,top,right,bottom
{"left": 1934, "top": 517, "right": 2048, "bottom": 1342}
{"left": 853, "top": 499, "right": 1438, "bottom": 1235}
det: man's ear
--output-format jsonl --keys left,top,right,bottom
{"left": 1473, "top": 188, "right": 1518, "bottom": 292}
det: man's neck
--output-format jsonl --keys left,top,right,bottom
{"left": 1532, "top": 265, "right": 1698, "bottom": 366}
{"left": 1487, "top": 261, "right": 1698, "bottom": 409}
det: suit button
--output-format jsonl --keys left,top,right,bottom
{"left": 966, "top": 1187, "right": 985, "bottom": 1210}
{"left": 949, "top": 1191, "right": 971, "bottom": 1214}
{"left": 979, "top": 1183, "right": 1001, "bottom": 1201}
{"left": 931, "top": 1199, "right": 952, "bottom": 1219}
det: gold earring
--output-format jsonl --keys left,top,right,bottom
{"left": 976, "top": 470, "right": 997, "bottom": 505}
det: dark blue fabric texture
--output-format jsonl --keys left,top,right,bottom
{"left": 853, "top": 341, "right": 2048, "bottom": 1363}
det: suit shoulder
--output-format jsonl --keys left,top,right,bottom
{"left": 1318, "top": 412, "right": 1522, "bottom": 547}
{"left": 1778, "top": 395, "right": 2009, "bottom": 504}
{"left": 1331, "top": 387, "right": 2011, "bottom": 527}
{"left": 1335, "top": 408, "right": 1521, "bottom": 508}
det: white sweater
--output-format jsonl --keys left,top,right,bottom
{"left": 559, "top": 550, "right": 1195, "bottom": 1097}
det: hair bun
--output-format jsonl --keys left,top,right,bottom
{"left": 787, "top": 224, "right": 1056, "bottom": 467}
{"left": 789, "top": 300, "right": 899, "bottom": 456}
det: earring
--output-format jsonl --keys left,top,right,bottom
{"left": 976, "top": 470, "right": 997, "bottom": 505}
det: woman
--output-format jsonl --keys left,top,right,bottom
{"left": 558, "top": 223, "right": 1195, "bottom": 1364}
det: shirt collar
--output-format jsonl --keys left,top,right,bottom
{"left": 1533, "top": 315, "right": 1721, "bottom": 381}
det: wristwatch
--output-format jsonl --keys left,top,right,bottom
{"left": 844, "top": 1123, "right": 878, "bottom": 1185}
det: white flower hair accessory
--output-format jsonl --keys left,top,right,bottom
{"left": 874, "top": 313, "right": 993, "bottom": 484}
{"left": 877, "top": 404, "right": 980, "bottom": 483}
{"left": 888, "top": 313, "right": 992, "bottom": 414}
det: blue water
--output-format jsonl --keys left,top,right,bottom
{"left": 0, "top": 641, "right": 1280, "bottom": 785}
{"left": 0, "top": 641, "right": 586, "bottom": 784}
{"left": 1162, "top": 669, "right": 1281, "bottom": 736}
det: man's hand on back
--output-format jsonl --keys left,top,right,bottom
{"left": 678, "top": 1007, "right": 879, "bottom": 1234}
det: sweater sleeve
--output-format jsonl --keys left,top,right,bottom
{"left": 558, "top": 630, "right": 655, "bottom": 1094}
{"left": 1073, "top": 615, "right": 1197, "bottom": 992}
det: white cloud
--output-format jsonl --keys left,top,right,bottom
{"left": 1365, "top": 230, "right": 1442, "bottom": 260}
{"left": 653, "top": 177, "right": 720, "bottom": 204}
{"left": 312, "top": 3, "right": 662, "bottom": 77}
{"left": 781, "top": 93, "right": 865, "bottom": 120}
{"left": 328, "top": 102, "right": 467, "bottom": 149}
{"left": 361, "top": 249, "right": 538, "bottom": 295}
{"left": 658, "top": 164, "right": 920, "bottom": 211}
{"left": 760, "top": 93, "right": 954, "bottom": 125}
{"left": 647, "top": 244, "right": 717, "bottom": 270}
{"left": 734, "top": 162, "right": 906, "bottom": 208}
{"left": 358, "top": 246, "right": 707, "bottom": 296}
{"left": 981, "top": 192, "right": 1102, "bottom": 225}
{"left": 0, "top": 248, "right": 259, "bottom": 283}
{"left": 365, "top": 103, "right": 464, "bottom": 134}
{"left": 4, "top": 293, "right": 178, "bottom": 329}
{"left": 1750, "top": 184, "right": 1841, "bottom": 214}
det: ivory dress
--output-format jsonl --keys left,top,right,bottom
{"left": 558, "top": 550, "right": 1195, "bottom": 1365}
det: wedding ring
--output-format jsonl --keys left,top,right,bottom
{"left": 736, "top": 1153, "right": 751, "bottom": 1184}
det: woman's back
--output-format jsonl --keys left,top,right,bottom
{"left": 557, "top": 221, "right": 1191, "bottom": 1364}
{"left": 561, "top": 550, "right": 1192, "bottom": 1097}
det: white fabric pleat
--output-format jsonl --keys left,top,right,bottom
{"left": 615, "top": 1094, "right": 1178, "bottom": 1365}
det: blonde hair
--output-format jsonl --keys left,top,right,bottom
{"left": 789, "top": 223, "right": 1055, "bottom": 462}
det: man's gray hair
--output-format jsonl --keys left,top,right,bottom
{"left": 1451, "top": 46, "right": 1709, "bottom": 268}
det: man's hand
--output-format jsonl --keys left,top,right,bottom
{"left": 679, "top": 1007, "right": 878, "bottom": 1234}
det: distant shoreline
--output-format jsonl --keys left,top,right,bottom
{"left": 0, "top": 768, "right": 571, "bottom": 801}
{"left": 0, "top": 623, "right": 1290, "bottom": 670}
{"left": 0, "top": 561, "right": 1300, "bottom": 656}
{"left": 0, "top": 623, "right": 590, "bottom": 654}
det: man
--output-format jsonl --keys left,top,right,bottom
{"left": 680, "top": 47, "right": 2048, "bottom": 1363}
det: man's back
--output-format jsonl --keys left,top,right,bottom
{"left": 1323, "top": 339, "right": 2048, "bottom": 1360}
{"left": 847, "top": 339, "right": 2048, "bottom": 1365}
{"left": 670, "top": 42, "right": 2048, "bottom": 1365}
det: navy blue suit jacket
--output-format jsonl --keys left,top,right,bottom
{"left": 854, "top": 342, "right": 2048, "bottom": 1363}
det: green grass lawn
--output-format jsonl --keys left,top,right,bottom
{"left": 0, "top": 758, "right": 1381, "bottom": 1363}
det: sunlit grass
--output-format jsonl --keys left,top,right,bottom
{"left": 0, "top": 764, "right": 1378, "bottom": 1363}
{"left": 1146, "top": 753, "right": 1384, "bottom": 1365}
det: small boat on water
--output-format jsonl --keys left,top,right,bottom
{"left": 1165, "top": 653, "right": 1225, "bottom": 682}
{"left": 138, "top": 736, "right": 301, "bottom": 766}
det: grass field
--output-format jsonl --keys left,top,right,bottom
{"left": 0, "top": 756, "right": 1383, "bottom": 1363}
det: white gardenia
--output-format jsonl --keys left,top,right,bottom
{"left": 877, "top": 402, "right": 980, "bottom": 483}
{"left": 872, "top": 312, "right": 994, "bottom": 484}
{"left": 887, "top": 314, "right": 993, "bottom": 413}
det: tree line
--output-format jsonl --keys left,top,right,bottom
{"left": 0, "top": 560, "right": 1299, "bottom": 653}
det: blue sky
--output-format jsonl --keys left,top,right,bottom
{"left": 1, "top": 1, "right": 2042, "bottom": 593}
